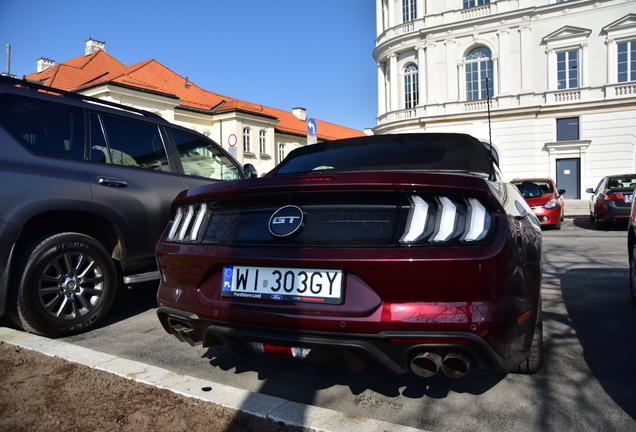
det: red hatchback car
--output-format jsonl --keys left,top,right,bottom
{"left": 511, "top": 178, "right": 565, "bottom": 230}
{"left": 156, "top": 133, "right": 543, "bottom": 378}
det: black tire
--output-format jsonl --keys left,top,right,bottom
{"left": 515, "top": 306, "right": 544, "bottom": 374}
{"left": 8, "top": 233, "right": 117, "bottom": 337}
{"left": 630, "top": 245, "right": 636, "bottom": 307}
{"left": 594, "top": 216, "right": 606, "bottom": 230}
{"left": 554, "top": 220, "right": 562, "bottom": 230}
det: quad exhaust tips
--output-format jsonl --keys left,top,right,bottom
{"left": 410, "top": 351, "right": 471, "bottom": 378}
{"left": 410, "top": 352, "right": 443, "bottom": 378}
{"left": 441, "top": 351, "right": 470, "bottom": 378}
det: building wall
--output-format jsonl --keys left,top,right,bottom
{"left": 374, "top": 0, "right": 636, "bottom": 198}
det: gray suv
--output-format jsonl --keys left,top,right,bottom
{"left": 0, "top": 76, "right": 253, "bottom": 337}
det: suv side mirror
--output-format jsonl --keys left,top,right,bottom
{"left": 585, "top": 188, "right": 594, "bottom": 194}
{"left": 558, "top": 189, "right": 566, "bottom": 196}
{"left": 243, "top": 163, "right": 258, "bottom": 179}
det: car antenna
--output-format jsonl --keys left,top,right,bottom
{"left": 486, "top": 76, "right": 495, "bottom": 181}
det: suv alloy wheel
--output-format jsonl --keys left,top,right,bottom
{"left": 9, "top": 233, "right": 117, "bottom": 337}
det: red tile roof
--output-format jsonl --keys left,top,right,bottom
{"left": 25, "top": 50, "right": 364, "bottom": 140}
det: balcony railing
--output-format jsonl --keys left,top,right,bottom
{"left": 461, "top": 4, "right": 492, "bottom": 19}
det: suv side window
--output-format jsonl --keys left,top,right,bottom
{"left": 0, "top": 93, "right": 84, "bottom": 160}
{"left": 168, "top": 129, "right": 242, "bottom": 180}
{"left": 91, "top": 114, "right": 170, "bottom": 171}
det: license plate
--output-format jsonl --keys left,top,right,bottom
{"left": 222, "top": 266, "right": 343, "bottom": 304}
{"left": 627, "top": 195, "right": 633, "bottom": 202}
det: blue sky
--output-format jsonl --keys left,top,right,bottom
{"left": 0, "top": 0, "right": 378, "bottom": 131}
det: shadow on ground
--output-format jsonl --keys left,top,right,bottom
{"left": 560, "top": 268, "right": 636, "bottom": 420}
{"left": 202, "top": 343, "right": 506, "bottom": 402}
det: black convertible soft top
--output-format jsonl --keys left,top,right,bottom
{"left": 270, "top": 133, "right": 495, "bottom": 177}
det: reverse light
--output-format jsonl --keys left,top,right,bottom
{"left": 248, "top": 342, "right": 311, "bottom": 358}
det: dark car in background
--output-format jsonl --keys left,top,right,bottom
{"left": 627, "top": 197, "right": 636, "bottom": 307}
{"left": 0, "top": 76, "right": 252, "bottom": 337}
{"left": 586, "top": 174, "right": 636, "bottom": 229}
{"left": 156, "top": 133, "right": 544, "bottom": 378}
{"left": 511, "top": 178, "right": 565, "bottom": 230}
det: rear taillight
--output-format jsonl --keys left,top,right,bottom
{"left": 606, "top": 194, "right": 625, "bottom": 200}
{"left": 400, "top": 195, "right": 494, "bottom": 245}
{"left": 166, "top": 202, "right": 209, "bottom": 243}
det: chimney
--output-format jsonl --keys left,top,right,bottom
{"left": 37, "top": 58, "right": 55, "bottom": 73}
{"left": 85, "top": 38, "right": 105, "bottom": 56}
{"left": 292, "top": 107, "right": 307, "bottom": 121}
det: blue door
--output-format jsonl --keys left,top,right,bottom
{"left": 556, "top": 158, "right": 580, "bottom": 199}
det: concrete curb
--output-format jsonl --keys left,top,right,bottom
{"left": 0, "top": 326, "right": 426, "bottom": 432}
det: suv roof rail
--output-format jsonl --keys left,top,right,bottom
{"left": 0, "top": 75, "right": 163, "bottom": 120}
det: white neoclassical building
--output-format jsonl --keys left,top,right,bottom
{"left": 374, "top": 0, "right": 636, "bottom": 199}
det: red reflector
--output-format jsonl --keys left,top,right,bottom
{"left": 606, "top": 194, "right": 625, "bottom": 200}
{"left": 263, "top": 344, "right": 293, "bottom": 357}
{"left": 389, "top": 338, "right": 471, "bottom": 344}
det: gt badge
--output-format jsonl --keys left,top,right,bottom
{"left": 269, "top": 205, "right": 305, "bottom": 238}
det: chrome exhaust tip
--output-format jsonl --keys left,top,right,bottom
{"left": 410, "top": 352, "right": 443, "bottom": 378}
{"left": 441, "top": 351, "right": 470, "bottom": 378}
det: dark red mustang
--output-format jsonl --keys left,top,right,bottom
{"left": 156, "top": 133, "right": 543, "bottom": 378}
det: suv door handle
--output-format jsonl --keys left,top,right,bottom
{"left": 98, "top": 176, "right": 128, "bottom": 187}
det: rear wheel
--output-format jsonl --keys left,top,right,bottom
{"left": 8, "top": 233, "right": 117, "bottom": 337}
{"left": 515, "top": 306, "right": 544, "bottom": 374}
{"left": 594, "top": 216, "right": 606, "bottom": 230}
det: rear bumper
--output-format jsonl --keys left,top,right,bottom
{"left": 157, "top": 306, "right": 531, "bottom": 374}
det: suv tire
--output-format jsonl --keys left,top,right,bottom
{"left": 9, "top": 233, "right": 117, "bottom": 337}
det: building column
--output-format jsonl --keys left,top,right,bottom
{"left": 376, "top": 0, "right": 384, "bottom": 36}
{"left": 377, "top": 62, "right": 387, "bottom": 115}
{"left": 497, "top": 30, "right": 510, "bottom": 95}
{"left": 546, "top": 48, "right": 556, "bottom": 90}
{"left": 606, "top": 38, "right": 617, "bottom": 84}
{"left": 457, "top": 61, "right": 466, "bottom": 101}
{"left": 417, "top": 47, "right": 426, "bottom": 105}
{"left": 389, "top": 54, "right": 399, "bottom": 111}
{"left": 425, "top": 42, "right": 436, "bottom": 103}
{"left": 445, "top": 40, "right": 458, "bottom": 101}
{"left": 492, "top": 54, "right": 500, "bottom": 97}
{"left": 519, "top": 26, "right": 533, "bottom": 92}
{"left": 580, "top": 42, "right": 588, "bottom": 88}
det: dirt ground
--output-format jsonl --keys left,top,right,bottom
{"left": 0, "top": 342, "right": 313, "bottom": 432}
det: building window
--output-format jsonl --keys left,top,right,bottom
{"left": 404, "top": 63, "right": 419, "bottom": 109}
{"left": 557, "top": 117, "right": 579, "bottom": 141}
{"left": 557, "top": 50, "right": 579, "bottom": 89}
{"left": 278, "top": 143, "right": 285, "bottom": 162}
{"left": 463, "top": 0, "right": 489, "bottom": 8}
{"left": 243, "top": 127, "right": 251, "bottom": 153}
{"left": 402, "top": 0, "right": 416, "bottom": 22}
{"left": 465, "top": 47, "right": 493, "bottom": 101}
{"left": 259, "top": 130, "right": 267, "bottom": 154}
{"left": 618, "top": 40, "right": 636, "bottom": 83}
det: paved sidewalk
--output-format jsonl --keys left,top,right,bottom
{"left": 0, "top": 326, "right": 425, "bottom": 432}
